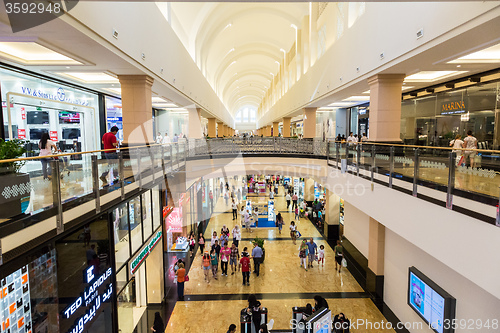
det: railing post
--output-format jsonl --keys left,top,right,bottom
{"left": 327, "top": 141, "right": 330, "bottom": 163}
{"left": 336, "top": 142, "right": 340, "bottom": 169}
{"left": 273, "top": 137, "right": 276, "bottom": 153}
{"left": 446, "top": 152, "right": 456, "bottom": 209}
{"left": 496, "top": 188, "right": 500, "bottom": 227}
{"left": 119, "top": 151, "right": 125, "bottom": 200}
{"left": 169, "top": 144, "right": 173, "bottom": 172}
{"left": 371, "top": 145, "right": 376, "bottom": 183}
{"left": 184, "top": 143, "right": 187, "bottom": 165}
{"left": 356, "top": 143, "right": 361, "bottom": 176}
{"left": 91, "top": 155, "right": 100, "bottom": 214}
{"left": 51, "top": 159, "right": 64, "bottom": 234}
{"left": 413, "top": 148, "right": 420, "bottom": 197}
{"left": 161, "top": 145, "right": 166, "bottom": 179}
{"left": 389, "top": 146, "right": 394, "bottom": 189}
{"left": 137, "top": 148, "right": 143, "bottom": 189}
{"left": 150, "top": 146, "right": 155, "bottom": 183}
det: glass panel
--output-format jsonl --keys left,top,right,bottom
{"left": 116, "top": 266, "right": 127, "bottom": 294}
{"left": 129, "top": 196, "right": 143, "bottom": 255}
{"left": 112, "top": 203, "right": 130, "bottom": 270}
{"left": 418, "top": 147, "right": 449, "bottom": 188}
{"left": 59, "top": 153, "right": 93, "bottom": 203}
{"left": 98, "top": 151, "right": 119, "bottom": 189}
{"left": 117, "top": 279, "right": 136, "bottom": 333}
{"left": 152, "top": 185, "right": 161, "bottom": 231}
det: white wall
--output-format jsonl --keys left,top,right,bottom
{"left": 385, "top": 229, "right": 500, "bottom": 333}
{"left": 343, "top": 201, "right": 370, "bottom": 258}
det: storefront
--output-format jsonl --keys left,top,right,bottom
{"left": 105, "top": 95, "right": 123, "bottom": 142}
{"left": 401, "top": 81, "right": 500, "bottom": 148}
{"left": 0, "top": 66, "right": 101, "bottom": 152}
{"left": 155, "top": 108, "right": 188, "bottom": 141}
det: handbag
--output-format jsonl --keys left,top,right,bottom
{"left": 184, "top": 275, "right": 189, "bottom": 282}
{"left": 341, "top": 258, "right": 347, "bottom": 268}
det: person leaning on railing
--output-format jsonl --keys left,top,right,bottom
{"left": 99, "top": 126, "right": 119, "bottom": 185}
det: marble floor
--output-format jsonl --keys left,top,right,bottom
{"left": 167, "top": 181, "right": 395, "bottom": 332}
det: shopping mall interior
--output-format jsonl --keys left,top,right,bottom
{"left": 1, "top": 1, "right": 500, "bottom": 333}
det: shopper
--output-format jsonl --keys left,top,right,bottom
{"left": 198, "top": 233, "right": 205, "bottom": 256}
{"left": 247, "top": 295, "right": 262, "bottom": 332}
{"left": 209, "top": 190, "right": 214, "bottom": 210}
{"left": 463, "top": 130, "right": 478, "bottom": 168}
{"left": 226, "top": 324, "right": 237, "bottom": 333}
{"left": 313, "top": 295, "right": 329, "bottom": 310}
{"left": 318, "top": 245, "right": 325, "bottom": 267}
{"left": 210, "top": 249, "right": 218, "bottom": 280}
{"left": 450, "top": 135, "right": 465, "bottom": 166}
{"left": 240, "top": 250, "right": 251, "bottom": 286}
{"left": 211, "top": 240, "right": 221, "bottom": 261}
{"left": 38, "top": 132, "right": 57, "bottom": 180}
{"left": 231, "top": 199, "right": 238, "bottom": 220}
{"left": 290, "top": 221, "right": 297, "bottom": 245}
{"left": 188, "top": 231, "right": 195, "bottom": 257}
{"left": 221, "top": 224, "right": 230, "bottom": 236}
{"left": 333, "top": 313, "right": 350, "bottom": 333}
{"left": 276, "top": 212, "right": 284, "bottom": 235}
{"left": 211, "top": 231, "right": 218, "bottom": 246}
{"left": 244, "top": 209, "right": 252, "bottom": 233}
{"left": 151, "top": 312, "right": 164, "bottom": 333}
{"left": 240, "top": 205, "right": 246, "bottom": 225}
{"left": 176, "top": 263, "right": 186, "bottom": 300}
{"left": 292, "top": 193, "right": 298, "bottom": 210}
{"left": 230, "top": 242, "right": 240, "bottom": 275}
{"left": 286, "top": 193, "right": 291, "bottom": 209}
{"left": 295, "top": 206, "right": 300, "bottom": 221}
{"left": 269, "top": 189, "right": 274, "bottom": 199}
{"left": 220, "top": 232, "right": 229, "bottom": 247}
{"left": 299, "top": 240, "right": 308, "bottom": 270}
{"left": 334, "top": 240, "right": 344, "bottom": 273}
{"left": 99, "top": 126, "right": 119, "bottom": 185}
{"left": 155, "top": 132, "right": 163, "bottom": 144}
{"left": 232, "top": 224, "right": 241, "bottom": 247}
{"left": 251, "top": 242, "right": 263, "bottom": 277}
{"left": 220, "top": 243, "right": 231, "bottom": 276}
{"left": 202, "top": 252, "right": 211, "bottom": 282}
{"left": 307, "top": 238, "right": 318, "bottom": 268}
{"left": 162, "top": 132, "right": 171, "bottom": 144}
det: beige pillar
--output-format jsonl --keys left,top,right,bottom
{"left": 282, "top": 117, "right": 291, "bottom": 137}
{"left": 368, "top": 217, "right": 385, "bottom": 275}
{"left": 187, "top": 107, "right": 203, "bottom": 139}
{"left": 367, "top": 74, "right": 406, "bottom": 142}
{"left": 217, "top": 122, "right": 223, "bottom": 138}
{"left": 324, "top": 189, "right": 340, "bottom": 239}
{"left": 208, "top": 118, "right": 216, "bottom": 138}
{"left": 266, "top": 125, "right": 271, "bottom": 136}
{"left": 272, "top": 122, "right": 279, "bottom": 137}
{"left": 303, "top": 107, "right": 317, "bottom": 138}
{"left": 118, "top": 75, "right": 154, "bottom": 144}
{"left": 304, "top": 178, "right": 315, "bottom": 201}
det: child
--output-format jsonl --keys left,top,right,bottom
{"left": 318, "top": 245, "right": 325, "bottom": 266}
{"left": 202, "top": 253, "right": 211, "bottom": 283}
{"left": 210, "top": 249, "right": 219, "bottom": 280}
{"left": 295, "top": 206, "right": 299, "bottom": 221}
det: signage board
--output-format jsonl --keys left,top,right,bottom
{"left": 268, "top": 200, "right": 275, "bottom": 222}
{"left": 50, "top": 131, "right": 58, "bottom": 142}
{"left": 17, "top": 128, "right": 26, "bottom": 139}
{"left": 166, "top": 208, "right": 182, "bottom": 233}
{"left": 130, "top": 231, "right": 163, "bottom": 275}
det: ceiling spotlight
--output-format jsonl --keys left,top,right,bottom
{"left": 456, "top": 65, "right": 461, "bottom": 68}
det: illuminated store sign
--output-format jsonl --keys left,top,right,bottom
{"left": 0, "top": 265, "right": 31, "bottom": 333}
{"left": 62, "top": 266, "right": 113, "bottom": 333}
{"left": 20, "top": 86, "right": 90, "bottom": 106}
{"left": 440, "top": 100, "right": 466, "bottom": 114}
{"left": 130, "top": 231, "right": 163, "bottom": 275}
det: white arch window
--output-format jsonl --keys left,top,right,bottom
{"left": 235, "top": 108, "right": 256, "bottom": 123}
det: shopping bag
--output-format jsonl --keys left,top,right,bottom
{"left": 457, "top": 155, "right": 465, "bottom": 167}
{"left": 296, "top": 230, "right": 301, "bottom": 238}
{"left": 341, "top": 258, "right": 347, "bottom": 268}
{"left": 184, "top": 275, "right": 189, "bottom": 282}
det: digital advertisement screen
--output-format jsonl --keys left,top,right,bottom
{"left": 313, "top": 310, "right": 331, "bottom": 333}
{"left": 59, "top": 111, "right": 81, "bottom": 124}
{"left": 408, "top": 267, "right": 456, "bottom": 333}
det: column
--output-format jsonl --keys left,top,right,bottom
{"left": 272, "top": 122, "right": 279, "bottom": 137}
{"left": 208, "top": 118, "right": 216, "bottom": 138}
{"left": 367, "top": 74, "right": 406, "bottom": 142}
{"left": 304, "top": 178, "right": 315, "bottom": 201}
{"left": 303, "top": 107, "right": 317, "bottom": 138}
{"left": 282, "top": 117, "right": 291, "bottom": 137}
{"left": 118, "top": 75, "right": 154, "bottom": 144}
{"left": 266, "top": 125, "right": 271, "bottom": 137}
{"left": 223, "top": 125, "right": 228, "bottom": 137}
{"left": 324, "top": 189, "right": 340, "bottom": 241}
{"left": 187, "top": 107, "right": 203, "bottom": 139}
{"left": 217, "top": 122, "right": 224, "bottom": 138}
{"left": 368, "top": 217, "right": 385, "bottom": 301}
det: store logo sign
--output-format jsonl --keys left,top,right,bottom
{"left": 130, "top": 231, "right": 162, "bottom": 275}
{"left": 62, "top": 267, "right": 113, "bottom": 333}
{"left": 441, "top": 100, "right": 466, "bottom": 114}
{"left": 20, "top": 86, "right": 90, "bottom": 106}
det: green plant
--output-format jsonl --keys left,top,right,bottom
{"left": 252, "top": 236, "right": 265, "bottom": 250}
{"left": 0, "top": 139, "right": 27, "bottom": 175}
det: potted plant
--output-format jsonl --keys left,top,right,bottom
{"left": 252, "top": 236, "right": 265, "bottom": 262}
{"left": 0, "top": 139, "right": 30, "bottom": 219}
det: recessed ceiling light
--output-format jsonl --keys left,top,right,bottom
{"left": 328, "top": 102, "right": 359, "bottom": 107}
{"left": 55, "top": 72, "right": 119, "bottom": 83}
{"left": 154, "top": 103, "right": 180, "bottom": 108}
{"left": 342, "top": 96, "right": 370, "bottom": 102}
{"left": 456, "top": 65, "right": 461, "bottom": 68}
{"left": 152, "top": 96, "right": 169, "bottom": 103}
{"left": 404, "top": 71, "right": 467, "bottom": 82}
{"left": 448, "top": 43, "right": 500, "bottom": 64}
{"left": 0, "top": 42, "right": 81, "bottom": 65}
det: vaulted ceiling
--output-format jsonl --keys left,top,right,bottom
{"left": 169, "top": 2, "right": 309, "bottom": 116}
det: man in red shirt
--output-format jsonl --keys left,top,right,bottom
{"left": 239, "top": 250, "right": 251, "bottom": 286}
{"left": 100, "top": 126, "right": 119, "bottom": 185}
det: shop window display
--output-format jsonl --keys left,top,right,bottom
{"left": 113, "top": 203, "right": 130, "bottom": 270}
{"left": 117, "top": 278, "right": 137, "bottom": 333}
{"left": 142, "top": 192, "right": 153, "bottom": 240}
{"left": 129, "top": 196, "right": 143, "bottom": 255}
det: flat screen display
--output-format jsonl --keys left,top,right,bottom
{"left": 62, "top": 128, "right": 80, "bottom": 139}
{"left": 408, "top": 267, "right": 456, "bottom": 333}
{"left": 27, "top": 111, "right": 49, "bottom": 125}
{"left": 59, "top": 111, "right": 80, "bottom": 124}
{"left": 30, "top": 129, "right": 47, "bottom": 140}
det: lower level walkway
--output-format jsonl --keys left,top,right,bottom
{"left": 165, "top": 182, "right": 395, "bottom": 332}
